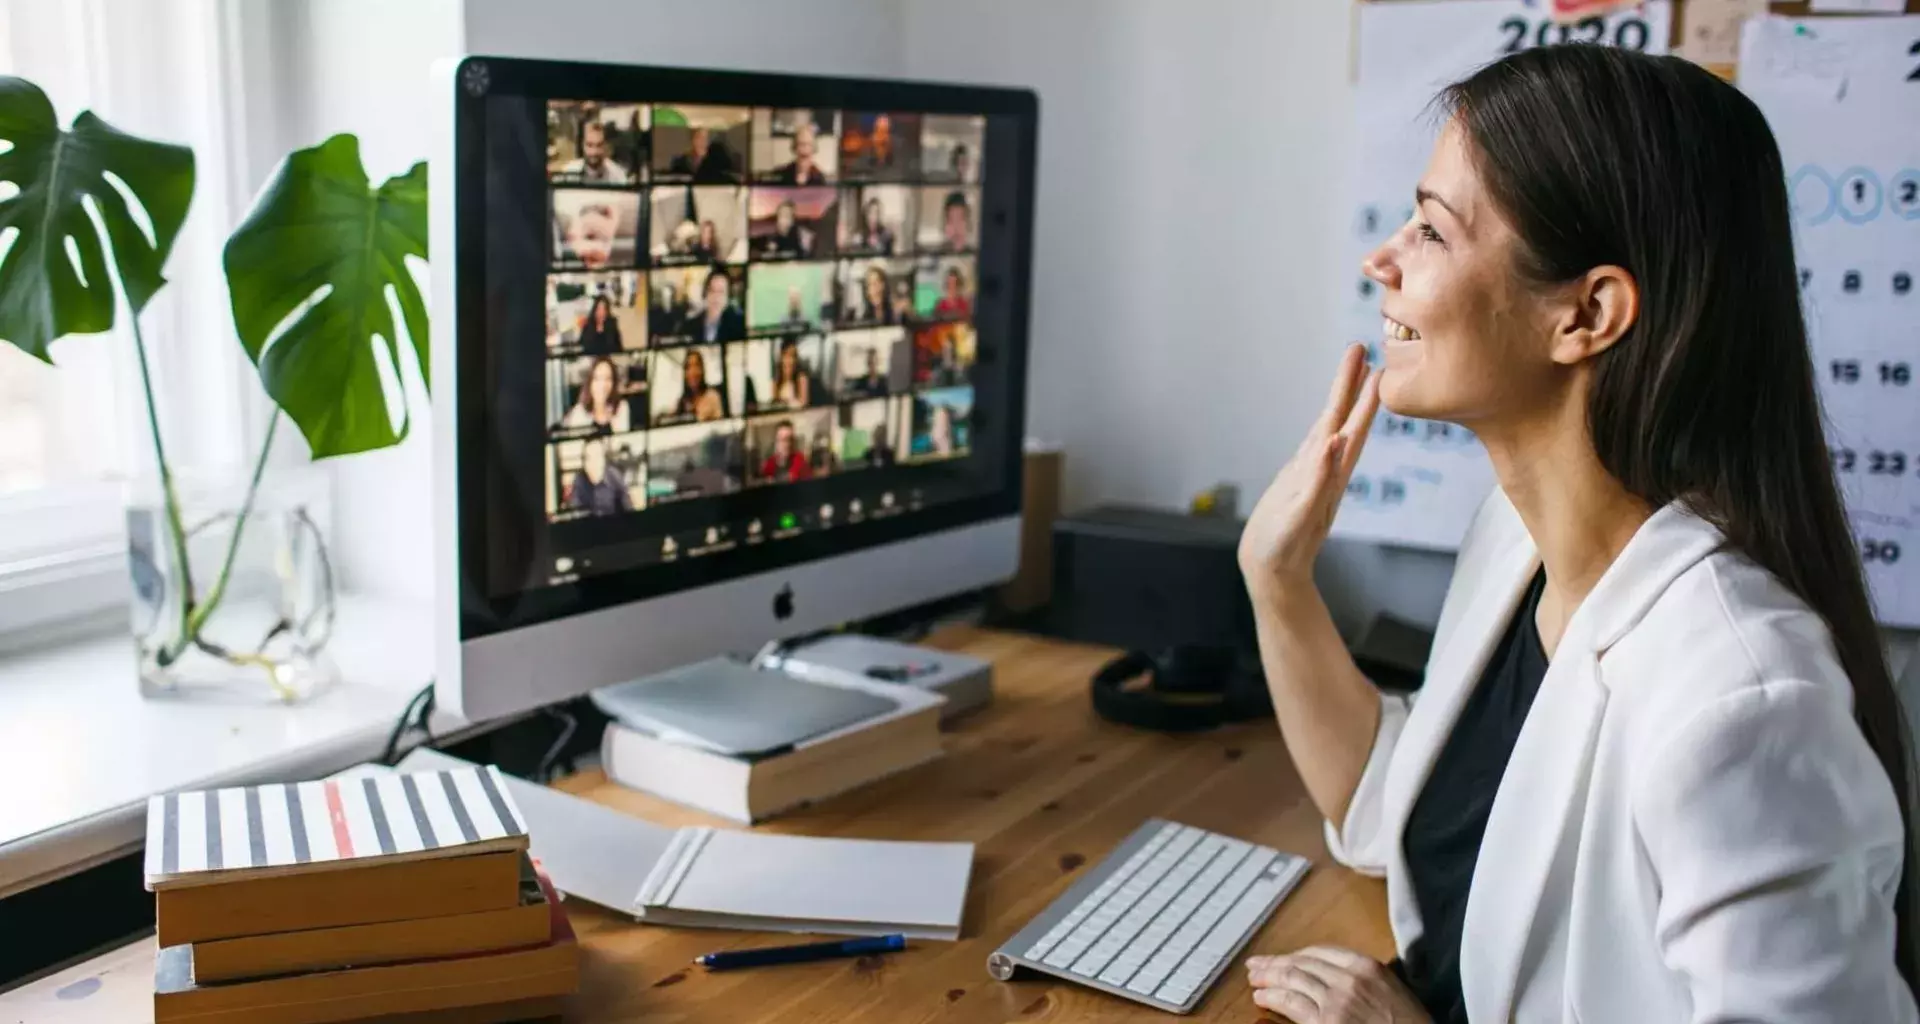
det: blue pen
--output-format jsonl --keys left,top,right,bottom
{"left": 694, "top": 934, "right": 906, "bottom": 971}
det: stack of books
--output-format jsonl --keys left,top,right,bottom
{"left": 145, "top": 765, "right": 580, "bottom": 1024}
{"left": 600, "top": 672, "right": 946, "bottom": 823}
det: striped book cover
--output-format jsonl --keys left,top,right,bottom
{"left": 145, "top": 766, "right": 529, "bottom": 891}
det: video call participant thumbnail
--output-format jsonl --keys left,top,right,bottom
{"left": 646, "top": 420, "right": 744, "bottom": 505}
{"left": 650, "top": 344, "right": 729, "bottom": 426}
{"left": 913, "top": 256, "right": 973, "bottom": 319}
{"left": 650, "top": 186, "right": 748, "bottom": 266}
{"left": 652, "top": 104, "right": 749, "bottom": 184}
{"left": 749, "top": 187, "right": 838, "bottom": 261}
{"left": 548, "top": 353, "right": 645, "bottom": 435}
{"left": 548, "top": 101, "right": 648, "bottom": 184}
{"left": 683, "top": 265, "right": 745, "bottom": 343}
{"left": 752, "top": 109, "right": 837, "bottom": 184}
{"left": 550, "top": 433, "right": 646, "bottom": 519}
{"left": 649, "top": 263, "right": 743, "bottom": 342}
{"left": 745, "top": 409, "right": 834, "bottom": 486}
{"left": 837, "top": 258, "right": 917, "bottom": 328}
{"left": 552, "top": 189, "right": 643, "bottom": 270}
{"left": 840, "top": 112, "right": 922, "bottom": 181}
{"left": 726, "top": 339, "right": 773, "bottom": 416}
{"left": 913, "top": 322, "right": 976, "bottom": 388}
{"left": 829, "top": 326, "right": 910, "bottom": 400}
{"left": 771, "top": 335, "right": 822, "bottom": 409}
{"left": 836, "top": 185, "right": 913, "bottom": 257}
{"left": 833, "top": 396, "right": 911, "bottom": 470}
{"left": 564, "top": 121, "right": 631, "bottom": 185}
{"left": 916, "top": 187, "right": 978, "bottom": 253}
{"left": 747, "top": 261, "right": 831, "bottom": 336}
{"left": 919, "top": 114, "right": 984, "bottom": 185}
{"left": 910, "top": 386, "right": 973, "bottom": 460}
{"left": 727, "top": 334, "right": 824, "bottom": 415}
{"left": 547, "top": 271, "right": 646, "bottom": 354}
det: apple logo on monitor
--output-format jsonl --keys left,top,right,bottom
{"left": 773, "top": 584, "right": 795, "bottom": 621}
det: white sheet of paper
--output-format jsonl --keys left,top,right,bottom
{"left": 1333, "top": 1, "right": 1671, "bottom": 551}
{"left": 657, "top": 829, "right": 972, "bottom": 935}
{"left": 1809, "top": 0, "right": 1907, "bottom": 14}
{"left": 1741, "top": 16, "right": 1920, "bottom": 626}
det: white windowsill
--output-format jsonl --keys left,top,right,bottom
{"left": 0, "top": 594, "right": 474, "bottom": 900}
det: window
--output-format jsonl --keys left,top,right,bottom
{"left": 0, "top": 0, "right": 284, "bottom": 642}
{"left": 0, "top": 344, "right": 125, "bottom": 499}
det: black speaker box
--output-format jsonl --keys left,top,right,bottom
{"left": 1047, "top": 505, "right": 1254, "bottom": 655}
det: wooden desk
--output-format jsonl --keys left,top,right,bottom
{"left": 0, "top": 628, "right": 1392, "bottom": 1023}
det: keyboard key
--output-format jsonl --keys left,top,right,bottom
{"left": 1195, "top": 877, "right": 1288, "bottom": 960}
{"left": 1073, "top": 945, "right": 1118, "bottom": 976}
{"left": 1128, "top": 962, "right": 1175, "bottom": 995}
{"left": 1043, "top": 939, "right": 1090, "bottom": 969}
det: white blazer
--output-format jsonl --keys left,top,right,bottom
{"left": 1327, "top": 489, "right": 1916, "bottom": 1023}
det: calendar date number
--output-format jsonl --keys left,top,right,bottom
{"left": 1830, "top": 448, "right": 1919, "bottom": 476}
{"left": 1828, "top": 360, "right": 1910, "bottom": 386}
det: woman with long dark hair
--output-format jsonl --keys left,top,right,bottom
{"left": 559, "top": 356, "right": 629, "bottom": 434}
{"left": 672, "top": 348, "right": 725, "bottom": 423}
{"left": 576, "top": 294, "right": 622, "bottom": 355}
{"left": 772, "top": 339, "right": 812, "bottom": 409}
{"left": 1239, "top": 46, "right": 1916, "bottom": 1023}
{"left": 858, "top": 195, "right": 895, "bottom": 254}
{"left": 860, "top": 265, "right": 894, "bottom": 325}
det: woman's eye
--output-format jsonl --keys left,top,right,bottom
{"left": 1416, "top": 222, "right": 1443, "bottom": 244}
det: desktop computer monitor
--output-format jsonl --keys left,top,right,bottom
{"left": 430, "top": 58, "right": 1038, "bottom": 722}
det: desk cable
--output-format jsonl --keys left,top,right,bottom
{"left": 381, "top": 681, "right": 436, "bottom": 766}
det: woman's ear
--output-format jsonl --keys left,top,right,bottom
{"left": 1549, "top": 265, "right": 1638, "bottom": 364}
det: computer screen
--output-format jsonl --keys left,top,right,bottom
{"left": 444, "top": 61, "right": 1035, "bottom": 644}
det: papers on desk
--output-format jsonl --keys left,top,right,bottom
{"left": 395, "top": 749, "right": 974, "bottom": 940}
{"left": 634, "top": 826, "right": 973, "bottom": 939}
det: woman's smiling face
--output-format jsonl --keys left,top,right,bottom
{"left": 1361, "top": 118, "right": 1566, "bottom": 428}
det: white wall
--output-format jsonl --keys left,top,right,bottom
{"left": 460, "top": 0, "right": 905, "bottom": 76}
{"left": 900, "top": 0, "right": 1455, "bottom": 634}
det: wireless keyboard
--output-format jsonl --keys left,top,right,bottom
{"left": 986, "top": 818, "right": 1310, "bottom": 1014}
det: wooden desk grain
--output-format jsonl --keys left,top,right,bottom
{"left": 0, "top": 628, "right": 1391, "bottom": 1023}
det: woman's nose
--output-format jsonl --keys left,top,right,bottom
{"left": 1361, "top": 241, "right": 1400, "bottom": 291}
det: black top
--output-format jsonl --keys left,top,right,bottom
{"left": 577, "top": 316, "right": 622, "bottom": 356}
{"left": 1396, "top": 569, "right": 1549, "bottom": 1024}
{"left": 683, "top": 306, "right": 746, "bottom": 343}
{"left": 567, "top": 467, "right": 631, "bottom": 516}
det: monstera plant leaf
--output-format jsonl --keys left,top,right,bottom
{"left": 0, "top": 76, "right": 194, "bottom": 362}
{"left": 225, "top": 134, "right": 427, "bottom": 459}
